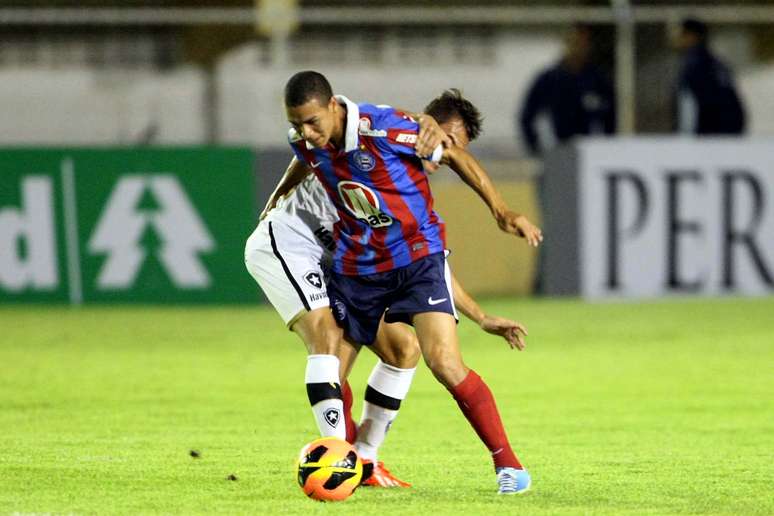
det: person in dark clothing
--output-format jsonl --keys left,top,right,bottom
{"left": 519, "top": 24, "right": 616, "bottom": 156}
{"left": 674, "top": 18, "right": 746, "bottom": 135}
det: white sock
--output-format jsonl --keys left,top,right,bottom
{"left": 355, "top": 361, "right": 416, "bottom": 462}
{"left": 305, "top": 354, "right": 345, "bottom": 440}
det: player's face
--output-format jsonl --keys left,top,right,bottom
{"left": 439, "top": 117, "right": 470, "bottom": 149}
{"left": 286, "top": 97, "right": 337, "bottom": 148}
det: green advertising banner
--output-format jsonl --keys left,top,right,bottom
{"left": 0, "top": 148, "right": 261, "bottom": 304}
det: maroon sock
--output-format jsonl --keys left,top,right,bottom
{"left": 341, "top": 380, "right": 357, "bottom": 443}
{"left": 449, "top": 370, "right": 522, "bottom": 471}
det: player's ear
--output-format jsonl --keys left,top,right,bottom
{"left": 327, "top": 96, "right": 338, "bottom": 112}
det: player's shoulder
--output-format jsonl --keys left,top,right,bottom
{"left": 358, "top": 103, "right": 416, "bottom": 131}
{"left": 356, "top": 104, "right": 418, "bottom": 149}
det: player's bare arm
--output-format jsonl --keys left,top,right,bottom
{"left": 451, "top": 273, "right": 528, "bottom": 350}
{"left": 441, "top": 146, "right": 544, "bottom": 247}
{"left": 259, "top": 157, "right": 311, "bottom": 220}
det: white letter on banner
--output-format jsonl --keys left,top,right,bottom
{"left": 0, "top": 176, "right": 58, "bottom": 291}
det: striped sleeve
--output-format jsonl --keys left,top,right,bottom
{"left": 374, "top": 108, "right": 442, "bottom": 162}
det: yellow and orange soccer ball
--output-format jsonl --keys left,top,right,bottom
{"left": 296, "top": 437, "right": 363, "bottom": 502}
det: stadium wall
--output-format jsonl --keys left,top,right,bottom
{"left": 215, "top": 35, "right": 560, "bottom": 153}
{"left": 1, "top": 35, "right": 774, "bottom": 150}
{"left": 0, "top": 67, "right": 206, "bottom": 145}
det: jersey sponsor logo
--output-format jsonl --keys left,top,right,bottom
{"left": 395, "top": 133, "right": 417, "bottom": 144}
{"left": 428, "top": 296, "right": 447, "bottom": 305}
{"left": 337, "top": 181, "right": 393, "bottom": 228}
{"left": 324, "top": 408, "right": 340, "bottom": 428}
{"left": 309, "top": 161, "right": 321, "bottom": 169}
{"left": 358, "top": 117, "right": 387, "bottom": 137}
{"left": 351, "top": 150, "right": 376, "bottom": 172}
{"left": 303, "top": 271, "right": 323, "bottom": 290}
{"left": 309, "top": 291, "right": 328, "bottom": 302}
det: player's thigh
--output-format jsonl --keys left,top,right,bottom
{"left": 291, "top": 307, "right": 346, "bottom": 356}
{"left": 370, "top": 318, "right": 420, "bottom": 369}
{"left": 412, "top": 311, "right": 468, "bottom": 387}
{"left": 245, "top": 220, "right": 330, "bottom": 330}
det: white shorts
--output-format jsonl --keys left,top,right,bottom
{"left": 245, "top": 218, "right": 332, "bottom": 328}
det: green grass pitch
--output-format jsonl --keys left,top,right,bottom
{"left": 2, "top": 297, "right": 773, "bottom": 515}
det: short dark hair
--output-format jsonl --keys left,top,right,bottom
{"left": 284, "top": 70, "right": 333, "bottom": 108}
{"left": 423, "top": 89, "right": 483, "bottom": 141}
{"left": 682, "top": 18, "right": 708, "bottom": 40}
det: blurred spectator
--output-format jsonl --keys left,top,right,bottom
{"left": 673, "top": 18, "right": 746, "bottom": 135}
{"left": 518, "top": 24, "right": 616, "bottom": 157}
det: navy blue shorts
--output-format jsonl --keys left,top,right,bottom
{"left": 327, "top": 252, "right": 457, "bottom": 345}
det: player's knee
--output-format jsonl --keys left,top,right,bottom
{"left": 399, "top": 342, "right": 421, "bottom": 369}
{"left": 311, "top": 327, "right": 342, "bottom": 355}
{"left": 424, "top": 350, "right": 465, "bottom": 387}
{"left": 381, "top": 342, "right": 420, "bottom": 369}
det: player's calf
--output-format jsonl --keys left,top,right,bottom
{"left": 305, "top": 354, "right": 346, "bottom": 439}
{"left": 291, "top": 309, "right": 350, "bottom": 439}
{"left": 354, "top": 361, "right": 415, "bottom": 465}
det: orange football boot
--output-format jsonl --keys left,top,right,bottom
{"left": 361, "top": 460, "right": 411, "bottom": 488}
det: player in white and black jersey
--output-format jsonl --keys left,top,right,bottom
{"left": 245, "top": 90, "right": 534, "bottom": 487}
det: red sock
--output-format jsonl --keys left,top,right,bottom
{"left": 449, "top": 370, "right": 522, "bottom": 471}
{"left": 341, "top": 380, "right": 357, "bottom": 444}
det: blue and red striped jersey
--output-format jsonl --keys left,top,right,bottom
{"left": 288, "top": 95, "right": 446, "bottom": 276}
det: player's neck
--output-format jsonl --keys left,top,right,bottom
{"left": 329, "top": 103, "right": 347, "bottom": 150}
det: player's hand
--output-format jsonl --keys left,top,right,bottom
{"left": 495, "top": 211, "right": 543, "bottom": 247}
{"left": 415, "top": 114, "right": 451, "bottom": 158}
{"left": 479, "top": 315, "right": 528, "bottom": 350}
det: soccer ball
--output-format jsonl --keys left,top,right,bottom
{"left": 296, "top": 437, "right": 363, "bottom": 501}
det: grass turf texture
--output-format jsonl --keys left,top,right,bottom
{"left": 1, "top": 298, "right": 773, "bottom": 515}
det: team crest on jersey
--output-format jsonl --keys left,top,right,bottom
{"left": 337, "top": 181, "right": 393, "bottom": 228}
{"left": 351, "top": 150, "right": 376, "bottom": 172}
{"left": 303, "top": 271, "right": 323, "bottom": 290}
{"left": 358, "top": 117, "right": 387, "bottom": 137}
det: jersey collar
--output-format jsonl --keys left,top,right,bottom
{"left": 334, "top": 94, "right": 360, "bottom": 153}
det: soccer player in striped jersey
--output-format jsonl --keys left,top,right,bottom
{"left": 280, "top": 71, "right": 541, "bottom": 494}
{"left": 248, "top": 89, "right": 532, "bottom": 488}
